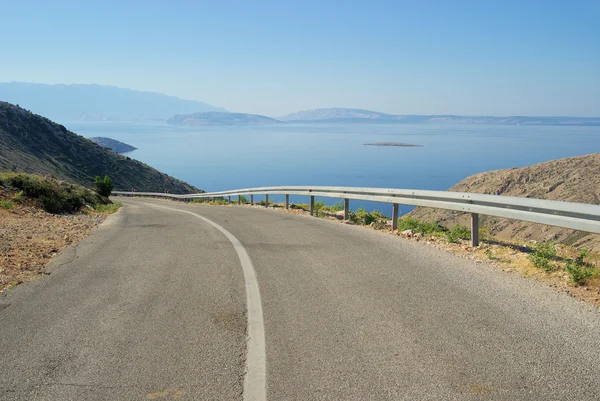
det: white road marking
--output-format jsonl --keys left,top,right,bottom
{"left": 144, "top": 203, "right": 266, "bottom": 401}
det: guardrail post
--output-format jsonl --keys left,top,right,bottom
{"left": 250, "top": 194, "right": 254, "bottom": 205}
{"left": 344, "top": 198, "right": 349, "bottom": 220}
{"left": 265, "top": 194, "right": 269, "bottom": 208}
{"left": 285, "top": 194, "right": 290, "bottom": 209}
{"left": 392, "top": 203, "right": 399, "bottom": 231}
{"left": 238, "top": 195, "right": 241, "bottom": 205}
{"left": 471, "top": 213, "right": 479, "bottom": 247}
{"left": 310, "top": 196, "right": 314, "bottom": 216}
{"left": 228, "top": 196, "right": 231, "bottom": 204}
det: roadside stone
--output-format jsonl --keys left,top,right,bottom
{"left": 401, "top": 229, "right": 413, "bottom": 237}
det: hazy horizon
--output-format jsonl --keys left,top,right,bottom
{"left": 1, "top": 1, "right": 599, "bottom": 117}
{"left": 3, "top": 81, "right": 600, "bottom": 120}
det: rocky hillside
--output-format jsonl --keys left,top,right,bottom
{"left": 0, "top": 102, "right": 200, "bottom": 193}
{"left": 410, "top": 153, "right": 600, "bottom": 250}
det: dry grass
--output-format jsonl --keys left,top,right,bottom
{"left": 0, "top": 190, "right": 105, "bottom": 293}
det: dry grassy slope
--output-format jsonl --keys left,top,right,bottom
{"left": 0, "top": 102, "right": 200, "bottom": 193}
{"left": 410, "top": 153, "right": 600, "bottom": 251}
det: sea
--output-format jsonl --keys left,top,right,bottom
{"left": 66, "top": 121, "right": 600, "bottom": 216}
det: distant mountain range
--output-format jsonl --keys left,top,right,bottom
{"left": 0, "top": 82, "right": 226, "bottom": 123}
{"left": 2, "top": 83, "right": 598, "bottom": 127}
{"left": 280, "top": 108, "right": 600, "bottom": 126}
{"left": 167, "top": 112, "right": 282, "bottom": 126}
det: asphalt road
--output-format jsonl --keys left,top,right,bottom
{"left": 1, "top": 198, "right": 600, "bottom": 400}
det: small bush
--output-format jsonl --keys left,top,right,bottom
{"left": 0, "top": 173, "right": 104, "bottom": 213}
{"left": 565, "top": 250, "right": 594, "bottom": 285}
{"left": 446, "top": 224, "right": 471, "bottom": 243}
{"left": 330, "top": 201, "right": 344, "bottom": 212}
{"left": 12, "top": 190, "right": 24, "bottom": 202}
{"left": 94, "top": 175, "right": 114, "bottom": 197}
{"left": 397, "top": 217, "right": 446, "bottom": 235}
{"left": 347, "top": 207, "right": 386, "bottom": 225}
{"left": 239, "top": 195, "right": 249, "bottom": 204}
{"left": 320, "top": 201, "right": 345, "bottom": 212}
{"left": 478, "top": 226, "right": 490, "bottom": 242}
{"left": 0, "top": 199, "right": 15, "bottom": 210}
{"left": 94, "top": 201, "right": 122, "bottom": 214}
{"left": 313, "top": 200, "right": 326, "bottom": 211}
{"left": 528, "top": 242, "right": 556, "bottom": 271}
{"left": 212, "top": 199, "right": 230, "bottom": 206}
{"left": 363, "top": 213, "right": 377, "bottom": 225}
{"left": 371, "top": 209, "right": 389, "bottom": 220}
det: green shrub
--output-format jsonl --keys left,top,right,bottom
{"left": 0, "top": 173, "right": 104, "bottom": 213}
{"left": 446, "top": 224, "right": 471, "bottom": 243}
{"left": 0, "top": 199, "right": 15, "bottom": 210}
{"left": 528, "top": 242, "right": 557, "bottom": 271}
{"left": 212, "top": 199, "right": 230, "bottom": 205}
{"left": 239, "top": 195, "right": 249, "bottom": 204}
{"left": 364, "top": 213, "right": 377, "bottom": 225}
{"left": 347, "top": 207, "right": 382, "bottom": 225}
{"left": 313, "top": 200, "right": 326, "bottom": 211}
{"left": 369, "top": 210, "right": 386, "bottom": 219}
{"left": 12, "top": 190, "right": 24, "bottom": 202}
{"left": 94, "top": 175, "right": 114, "bottom": 197}
{"left": 565, "top": 250, "right": 594, "bottom": 284}
{"left": 320, "top": 200, "right": 345, "bottom": 212}
{"left": 396, "top": 217, "right": 447, "bottom": 235}
{"left": 330, "top": 200, "right": 344, "bottom": 212}
{"left": 94, "top": 201, "right": 122, "bottom": 214}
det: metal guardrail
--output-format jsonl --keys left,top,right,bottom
{"left": 112, "top": 186, "right": 600, "bottom": 247}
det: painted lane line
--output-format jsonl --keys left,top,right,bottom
{"left": 144, "top": 203, "right": 266, "bottom": 401}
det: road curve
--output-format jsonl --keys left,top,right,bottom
{"left": 1, "top": 198, "right": 600, "bottom": 400}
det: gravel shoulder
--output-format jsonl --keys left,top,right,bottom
{"left": 0, "top": 199, "right": 106, "bottom": 293}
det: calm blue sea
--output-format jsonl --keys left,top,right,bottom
{"left": 66, "top": 121, "right": 600, "bottom": 215}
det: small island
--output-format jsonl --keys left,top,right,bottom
{"left": 167, "top": 111, "right": 283, "bottom": 126}
{"left": 364, "top": 142, "right": 423, "bottom": 147}
{"left": 89, "top": 137, "right": 137, "bottom": 154}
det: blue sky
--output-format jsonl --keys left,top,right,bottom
{"left": 1, "top": 0, "right": 598, "bottom": 116}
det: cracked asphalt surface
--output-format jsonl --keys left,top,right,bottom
{"left": 1, "top": 198, "right": 600, "bottom": 400}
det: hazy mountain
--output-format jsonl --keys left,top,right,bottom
{"left": 280, "top": 108, "right": 406, "bottom": 121}
{"left": 280, "top": 108, "right": 600, "bottom": 126}
{"left": 0, "top": 82, "right": 226, "bottom": 123}
{"left": 0, "top": 102, "right": 199, "bottom": 193}
{"left": 167, "top": 111, "right": 282, "bottom": 126}
{"left": 89, "top": 137, "right": 137, "bottom": 154}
